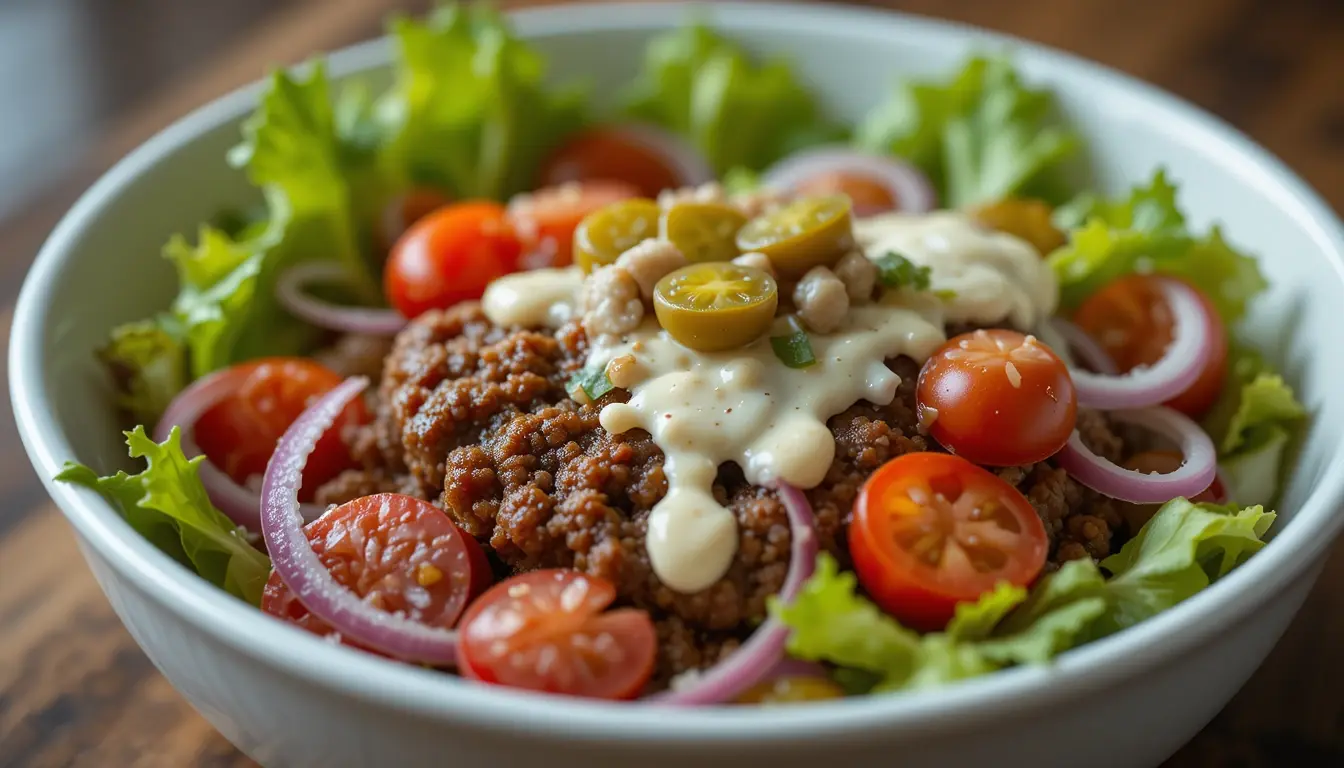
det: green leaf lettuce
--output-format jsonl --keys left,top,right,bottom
{"left": 377, "top": 4, "right": 586, "bottom": 199}
{"left": 56, "top": 427, "right": 272, "bottom": 605}
{"left": 856, "top": 56, "right": 1079, "bottom": 208}
{"left": 1046, "top": 169, "right": 1267, "bottom": 323}
{"left": 622, "top": 23, "right": 842, "bottom": 174}
{"left": 1201, "top": 347, "right": 1307, "bottom": 506}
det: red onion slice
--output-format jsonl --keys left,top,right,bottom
{"left": 1055, "top": 406, "right": 1218, "bottom": 503}
{"left": 155, "top": 368, "right": 325, "bottom": 530}
{"left": 260, "top": 377, "right": 460, "bottom": 665}
{"left": 276, "top": 262, "right": 407, "bottom": 336}
{"left": 649, "top": 482, "right": 818, "bottom": 706}
{"left": 1047, "top": 317, "right": 1118, "bottom": 375}
{"left": 760, "top": 146, "right": 937, "bottom": 214}
{"left": 1069, "top": 278, "right": 1212, "bottom": 409}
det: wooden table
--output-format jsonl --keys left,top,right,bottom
{"left": 1, "top": 1, "right": 1341, "bottom": 765}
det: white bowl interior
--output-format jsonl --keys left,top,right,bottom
{"left": 13, "top": 0, "right": 1344, "bottom": 741}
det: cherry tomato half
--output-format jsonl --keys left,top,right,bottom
{"left": 193, "top": 358, "right": 367, "bottom": 501}
{"left": 538, "top": 127, "right": 685, "bottom": 198}
{"left": 384, "top": 201, "right": 524, "bottom": 319}
{"left": 508, "top": 182, "right": 640, "bottom": 268}
{"left": 457, "top": 570, "right": 657, "bottom": 700}
{"left": 849, "top": 452, "right": 1048, "bottom": 631}
{"left": 261, "top": 494, "right": 491, "bottom": 651}
{"left": 1072, "top": 274, "right": 1228, "bottom": 418}
{"left": 917, "top": 329, "right": 1077, "bottom": 467}
{"left": 794, "top": 171, "right": 897, "bottom": 216}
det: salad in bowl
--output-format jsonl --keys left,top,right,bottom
{"left": 57, "top": 2, "right": 1306, "bottom": 706}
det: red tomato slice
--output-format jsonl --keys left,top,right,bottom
{"left": 850, "top": 452, "right": 1048, "bottom": 631}
{"left": 916, "top": 329, "right": 1078, "bottom": 467}
{"left": 508, "top": 182, "right": 640, "bottom": 268}
{"left": 384, "top": 201, "right": 524, "bottom": 319}
{"left": 538, "top": 127, "right": 686, "bottom": 198}
{"left": 457, "top": 570, "right": 657, "bottom": 700}
{"left": 261, "top": 494, "right": 489, "bottom": 653}
{"left": 193, "top": 357, "right": 368, "bottom": 501}
{"left": 1072, "top": 274, "right": 1228, "bottom": 418}
{"left": 794, "top": 171, "right": 897, "bottom": 216}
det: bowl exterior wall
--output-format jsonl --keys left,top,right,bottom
{"left": 82, "top": 534, "right": 1320, "bottom": 768}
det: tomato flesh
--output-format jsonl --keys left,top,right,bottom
{"left": 917, "top": 329, "right": 1077, "bottom": 467}
{"left": 850, "top": 452, "right": 1048, "bottom": 631}
{"left": 193, "top": 358, "right": 367, "bottom": 501}
{"left": 457, "top": 570, "right": 657, "bottom": 700}
{"left": 1072, "top": 274, "right": 1228, "bottom": 418}
{"left": 538, "top": 127, "right": 685, "bottom": 198}
{"left": 384, "top": 201, "right": 524, "bottom": 319}
{"left": 261, "top": 494, "right": 488, "bottom": 653}
{"left": 794, "top": 171, "right": 897, "bottom": 216}
{"left": 508, "top": 182, "right": 639, "bottom": 268}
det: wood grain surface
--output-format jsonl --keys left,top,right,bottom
{"left": 2, "top": 1, "right": 1342, "bottom": 765}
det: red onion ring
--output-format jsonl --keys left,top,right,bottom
{"left": 603, "top": 123, "right": 715, "bottom": 187}
{"left": 649, "top": 482, "right": 818, "bottom": 706}
{"left": 260, "top": 377, "right": 460, "bottom": 665}
{"left": 1069, "top": 278, "right": 1212, "bottom": 409}
{"left": 154, "top": 368, "right": 325, "bottom": 530}
{"left": 276, "top": 262, "right": 407, "bottom": 336}
{"left": 760, "top": 146, "right": 937, "bottom": 214}
{"left": 1048, "top": 317, "right": 1118, "bottom": 375}
{"left": 1056, "top": 406, "right": 1218, "bottom": 503}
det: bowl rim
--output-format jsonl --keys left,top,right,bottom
{"left": 12, "top": 0, "right": 1344, "bottom": 746}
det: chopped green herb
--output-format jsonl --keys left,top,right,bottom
{"left": 770, "top": 317, "right": 817, "bottom": 369}
{"left": 875, "top": 251, "right": 933, "bottom": 291}
{"left": 933, "top": 289, "right": 959, "bottom": 300}
{"left": 568, "top": 364, "right": 615, "bottom": 402}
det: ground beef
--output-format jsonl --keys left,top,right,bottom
{"left": 318, "top": 305, "right": 1128, "bottom": 687}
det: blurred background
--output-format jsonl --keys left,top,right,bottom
{"left": 0, "top": 0, "right": 1341, "bottom": 766}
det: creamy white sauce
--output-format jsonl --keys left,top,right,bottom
{"left": 592, "top": 304, "right": 946, "bottom": 592}
{"left": 476, "top": 213, "right": 1060, "bottom": 594}
{"left": 481, "top": 266, "right": 584, "bottom": 328}
{"left": 854, "top": 211, "right": 1058, "bottom": 329}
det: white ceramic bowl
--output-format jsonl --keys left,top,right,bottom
{"left": 12, "top": 3, "right": 1344, "bottom": 767}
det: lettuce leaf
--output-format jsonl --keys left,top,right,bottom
{"left": 1047, "top": 170, "right": 1267, "bottom": 323}
{"left": 774, "top": 554, "right": 921, "bottom": 679}
{"left": 1201, "top": 346, "right": 1307, "bottom": 506}
{"left": 378, "top": 4, "right": 586, "bottom": 200}
{"left": 856, "top": 56, "right": 1079, "bottom": 208}
{"left": 164, "top": 226, "right": 264, "bottom": 379}
{"left": 55, "top": 427, "right": 271, "bottom": 605}
{"left": 230, "top": 63, "right": 375, "bottom": 296}
{"left": 774, "top": 499, "right": 1272, "bottom": 693}
{"left": 622, "top": 23, "right": 841, "bottom": 174}
{"left": 1004, "top": 500, "right": 1274, "bottom": 639}
{"left": 98, "top": 319, "right": 187, "bottom": 426}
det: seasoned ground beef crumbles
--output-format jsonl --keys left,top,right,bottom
{"left": 317, "top": 305, "right": 1127, "bottom": 687}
